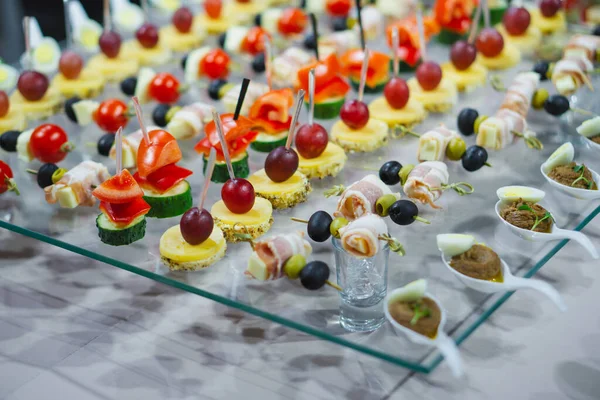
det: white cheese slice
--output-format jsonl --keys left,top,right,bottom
{"left": 224, "top": 26, "right": 249, "bottom": 54}
{"left": 262, "top": 9, "right": 282, "bottom": 35}
{"left": 185, "top": 47, "right": 211, "bottom": 84}
{"left": 72, "top": 100, "right": 99, "bottom": 126}
{"left": 134, "top": 67, "right": 156, "bottom": 104}
{"left": 16, "top": 129, "right": 35, "bottom": 162}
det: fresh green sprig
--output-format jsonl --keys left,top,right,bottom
{"left": 324, "top": 184, "right": 345, "bottom": 198}
{"left": 518, "top": 204, "right": 553, "bottom": 231}
{"left": 410, "top": 301, "right": 431, "bottom": 326}
{"left": 571, "top": 164, "right": 593, "bottom": 188}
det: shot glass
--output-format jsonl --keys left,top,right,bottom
{"left": 333, "top": 238, "right": 390, "bottom": 332}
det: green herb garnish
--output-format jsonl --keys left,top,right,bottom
{"left": 410, "top": 301, "right": 431, "bottom": 326}
{"left": 518, "top": 204, "right": 553, "bottom": 231}
{"left": 571, "top": 164, "right": 593, "bottom": 188}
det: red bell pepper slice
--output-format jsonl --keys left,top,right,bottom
{"left": 99, "top": 197, "right": 151, "bottom": 226}
{"left": 93, "top": 169, "right": 144, "bottom": 204}
{"left": 134, "top": 163, "right": 192, "bottom": 193}
{"left": 137, "top": 129, "right": 183, "bottom": 179}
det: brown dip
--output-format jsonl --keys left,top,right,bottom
{"left": 450, "top": 244, "right": 502, "bottom": 282}
{"left": 388, "top": 297, "right": 441, "bottom": 338}
{"left": 548, "top": 162, "right": 598, "bottom": 190}
{"left": 592, "top": 136, "right": 600, "bottom": 144}
{"left": 500, "top": 199, "right": 553, "bottom": 233}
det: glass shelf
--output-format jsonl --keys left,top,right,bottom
{"left": 1, "top": 41, "right": 599, "bottom": 374}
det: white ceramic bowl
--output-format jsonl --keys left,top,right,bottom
{"left": 540, "top": 163, "right": 600, "bottom": 200}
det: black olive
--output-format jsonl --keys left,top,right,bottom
{"left": 152, "top": 104, "right": 172, "bottom": 127}
{"left": 593, "top": 25, "right": 600, "bottom": 36}
{"left": 461, "top": 145, "right": 488, "bottom": 172}
{"left": 307, "top": 210, "right": 333, "bottom": 242}
{"left": 64, "top": 96, "right": 82, "bottom": 123}
{"left": 331, "top": 17, "right": 348, "bottom": 31}
{"left": 0, "top": 130, "right": 21, "bottom": 152}
{"left": 208, "top": 79, "right": 228, "bottom": 100}
{"left": 97, "top": 133, "right": 116, "bottom": 157}
{"left": 36, "top": 163, "right": 59, "bottom": 189}
{"left": 532, "top": 61, "right": 550, "bottom": 81}
{"left": 180, "top": 54, "right": 188, "bottom": 70}
{"left": 251, "top": 53, "right": 266, "bottom": 73}
{"left": 299, "top": 0, "right": 306, "bottom": 8}
{"left": 218, "top": 32, "right": 227, "bottom": 49}
{"left": 254, "top": 13, "right": 262, "bottom": 26}
{"left": 544, "top": 94, "right": 570, "bottom": 116}
{"left": 457, "top": 108, "right": 479, "bottom": 136}
{"left": 299, "top": 261, "right": 330, "bottom": 290}
{"left": 379, "top": 161, "right": 402, "bottom": 185}
{"left": 303, "top": 32, "right": 316, "bottom": 50}
{"left": 388, "top": 200, "right": 419, "bottom": 226}
{"left": 120, "top": 77, "right": 137, "bottom": 96}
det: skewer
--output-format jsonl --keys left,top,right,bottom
{"left": 213, "top": 110, "right": 235, "bottom": 180}
{"left": 103, "top": 0, "right": 111, "bottom": 31}
{"left": 199, "top": 148, "right": 217, "bottom": 210}
{"left": 308, "top": 69, "right": 315, "bottom": 126}
{"left": 233, "top": 78, "right": 250, "bottom": 120}
{"left": 63, "top": 0, "right": 72, "bottom": 48}
{"left": 23, "top": 17, "right": 32, "bottom": 70}
{"left": 285, "top": 90, "right": 305, "bottom": 149}
{"left": 392, "top": 26, "right": 399, "bottom": 77}
{"left": 115, "top": 126, "right": 123, "bottom": 172}
{"left": 358, "top": 48, "right": 370, "bottom": 102}
{"left": 415, "top": 1, "right": 427, "bottom": 62}
{"left": 310, "top": 13, "right": 320, "bottom": 61}
{"left": 132, "top": 96, "right": 151, "bottom": 145}
{"left": 355, "top": 0, "right": 366, "bottom": 51}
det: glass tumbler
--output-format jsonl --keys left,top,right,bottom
{"left": 333, "top": 238, "right": 390, "bottom": 332}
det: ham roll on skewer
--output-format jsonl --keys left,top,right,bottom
{"left": 246, "top": 231, "right": 312, "bottom": 281}
{"left": 338, "top": 214, "right": 389, "bottom": 258}
{"left": 44, "top": 161, "right": 110, "bottom": 208}
{"left": 477, "top": 72, "right": 540, "bottom": 150}
{"left": 334, "top": 174, "right": 401, "bottom": 221}
{"left": 403, "top": 161, "right": 449, "bottom": 209}
{"left": 417, "top": 125, "right": 459, "bottom": 162}
{"left": 166, "top": 102, "right": 214, "bottom": 140}
{"left": 554, "top": 34, "right": 600, "bottom": 96}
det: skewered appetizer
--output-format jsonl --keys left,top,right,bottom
{"left": 87, "top": 26, "right": 139, "bottom": 82}
{"left": 340, "top": 49, "right": 390, "bottom": 93}
{"left": 296, "top": 54, "right": 350, "bottom": 119}
{"left": 152, "top": 102, "right": 214, "bottom": 140}
{"left": 337, "top": 214, "right": 390, "bottom": 258}
{"left": 442, "top": 40, "right": 488, "bottom": 92}
{"left": 542, "top": 142, "right": 598, "bottom": 190}
{"left": 248, "top": 88, "right": 294, "bottom": 152}
{"left": 417, "top": 125, "right": 460, "bottom": 162}
{"left": 296, "top": 122, "right": 347, "bottom": 179}
{"left": 92, "top": 169, "right": 151, "bottom": 246}
{"left": 496, "top": 6, "right": 542, "bottom": 54}
{"left": 529, "top": 0, "right": 567, "bottom": 35}
{"left": 433, "top": 0, "right": 475, "bottom": 44}
{"left": 407, "top": 61, "right": 458, "bottom": 113}
{"left": 5, "top": 123, "right": 74, "bottom": 163}
{"left": 194, "top": 0, "right": 231, "bottom": 34}
{"left": 0, "top": 91, "right": 26, "bottom": 133}
{"left": 121, "top": 68, "right": 185, "bottom": 105}
{"left": 546, "top": 35, "right": 600, "bottom": 96}
{"left": 386, "top": 16, "right": 439, "bottom": 71}
{"left": 331, "top": 101, "right": 389, "bottom": 152}
{"left": 221, "top": 81, "right": 269, "bottom": 115}
{"left": 0, "top": 161, "right": 19, "bottom": 196}
{"left": 52, "top": 51, "right": 105, "bottom": 99}
{"left": 246, "top": 231, "right": 312, "bottom": 281}
{"left": 108, "top": 127, "right": 155, "bottom": 169}
{"left": 332, "top": 174, "right": 400, "bottom": 221}
{"left": 474, "top": 72, "right": 541, "bottom": 150}
{"left": 183, "top": 47, "right": 231, "bottom": 84}
{"left": 272, "top": 47, "right": 315, "bottom": 88}
{"left": 369, "top": 77, "right": 427, "bottom": 130}
{"left": 160, "top": 6, "right": 206, "bottom": 52}
{"left": 218, "top": 26, "right": 270, "bottom": 72}
{"left": 133, "top": 129, "right": 193, "bottom": 218}
{"left": 195, "top": 113, "right": 259, "bottom": 183}
{"left": 121, "top": 19, "right": 172, "bottom": 66}
{"left": 401, "top": 161, "right": 463, "bottom": 209}
{"left": 44, "top": 161, "right": 110, "bottom": 208}
{"left": 10, "top": 69, "right": 61, "bottom": 121}
{"left": 66, "top": 98, "right": 131, "bottom": 133}
{"left": 475, "top": 27, "right": 521, "bottom": 70}
{"left": 255, "top": 7, "right": 308, "bottom": 38}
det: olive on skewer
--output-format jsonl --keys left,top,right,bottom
{"left": 120, "top": 77, "right": 138, "bottom": 96}
{"left": 0, "top": 130, "right": 21, "bottom": 152}
{"left": 26, "top": 163, "right": 65, "bottom": 189}
{"left": 283, "top": 256, "right": 339, "bottom": 291}
{"left": 97, "top": 133, "right": 116, "bottom": 157}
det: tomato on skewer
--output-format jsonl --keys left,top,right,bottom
{"left": 94, "top": 99, "right": 129, "bottom": 133}
{"left": 0, "top": 160, "right": 19, "bottom": 195}
{"left": 200, "top": 49, "right": 230, "bottom": 80}
{"left": 148, "top": 73, "right": 182, "bottom": 104}
{"left": 29, "top": 124, "right": 74, "bottom": 163}
{"left": 326, "top": 0, "right": 351, "bottom": 17}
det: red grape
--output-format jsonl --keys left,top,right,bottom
{"left": 99, "top": 30, "right": 122, "bottom": 59}
{"left": 540, "top": 0, "right": 562, "bottom": 17}
{"left": 384, "top": 77, "right": 410, "bottom": 109}
{"left": 180, "top": 207, "right": 214, "bottom": 245}
{"left": 503, "top": 7, "right": 531, "bottom": 35}
{"left": 416, "top": 61, "right": 442, "bottom": 91}
{"left": 295, "top": 123, "right": 328, "bottom": 159}
{"left": 264, "top": 146, "right": 298, "bottom": 182}
{"left": 450, "top": 40, "right": 477, "bottom": 70}
{"left": 221, "top": 178, "right": 255, "bottom": 214}
{"left": 136, "top": 23, "right": 159, "bottom": 49}
{"left": 173, "top": 7, "right": 193, "bottom": 33}
{"left": 340, "top": 99, "right": 369, "bottom": 130}
{"left": 59, "top": 51, "right": 84, "bottom": 80}
{"left": 476, "top": 28, "right": 504, "bottom": 58}
{"left": 0, "top": 91, "right": 9, "bottom": 118}
{"left": 17, "top": 71, "right": 49, "bottom": 101}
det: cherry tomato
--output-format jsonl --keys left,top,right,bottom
{"left": 29, "top": 124, "right": 73, "bottom": 163}
{"left": 326, "top": 0, "right": 351, "bottom": 17}
{"left": 148, "top": 73, "right": 181, "bottom": 104}
{"left": 278, "top": 8, "right": 308, "bottom": 36}
{"left": 200, "top": 49, "right": 230, "bottom": 80}
{"left": 0, "top": 160, "right": 18, "bottom": 195}
{"left": 205, "top": 0, "right": 222, "bottom": 19}
{"left": 241, "top": 27, "right": 270, "bottom": 56}
{"left": 94, "top": 99, "right": 129, "bottom": 132}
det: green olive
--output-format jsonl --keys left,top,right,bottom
{"left": 283, "top": 254, "right": 307, "bottom": 280}
{"left": 473, "top": 115, "right": 488, "bottom": 134}
{"left": 375, "top": 194, "right": 397, "bottom": 217}
{"left": 532, "top": 88, "right": 549, "bottom": 110}
{"left": 547, "top": 62, "right": 555, "bottom": 79}
{"left": 330, "top": 217, "right": 349, "bottom": 239}
{"left": 165, "top": 106, "right": 182, "bottom": 124}
{"left": 51, "top": 168, "right": 67, "bottom": 184}
{"left": 398, "top": 164, "right": 415, "bottom": 186}
{"left": 446, "top": 137, "right": 467, "bottom": 161}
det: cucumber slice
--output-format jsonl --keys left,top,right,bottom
{"left": 204, "top": 153, "right": 249, "bottom": 183}
{"left": 436, "top": 29, "right": 467, "bottom": 45}
{"left": 96, "top": 214, "right": 146, "bottom": 246}
{"left": 143, "top": 180, "right": 193, "bottom": 218}
{"left": 350, "top": 78, "right": 388, "bottom": 94}
{"left": 389, "top": 59, "right": 421, "bottom": 72}
{"left": 305, "top": 97, "right": 345, "bottom": 120}
{"left": 250, "top": 132, "right": 288, "bottom": 152}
